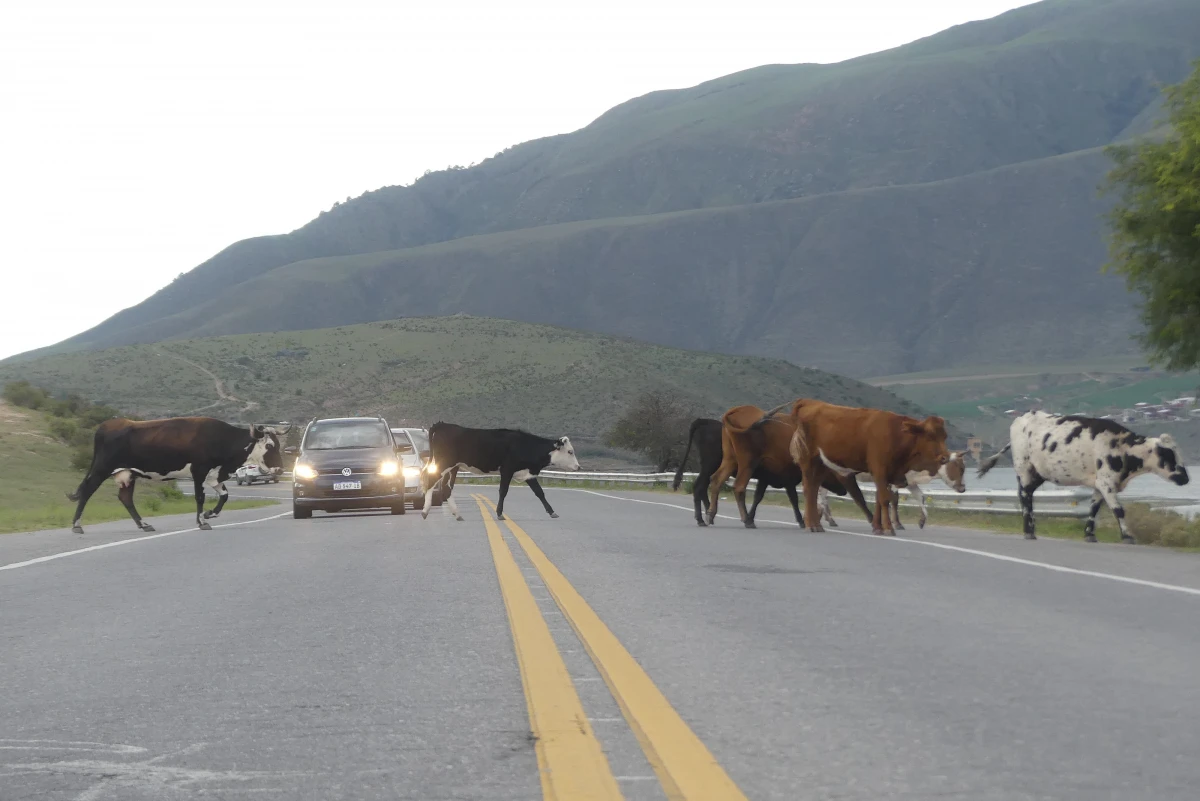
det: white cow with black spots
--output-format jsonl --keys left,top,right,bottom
{"left": 976, "top": 411, "right": 1189, "bottom": 543}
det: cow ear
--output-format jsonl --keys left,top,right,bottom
{"left": 1160, "top": 433, "right": 1177, "bottom": 447}
{"left": 902, "top": 420, "right": 924, "bottom": 435}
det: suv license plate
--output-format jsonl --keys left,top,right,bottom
{"left": 333, "top": 481, "right": 362, "bottom": 491}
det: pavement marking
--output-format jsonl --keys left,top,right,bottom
{"left": 0, "top": 512, "right": 291, "bottom": 572}
{"left": 471, "top": 495, "right": 624, "bottom": 801}
{"left": 561, "top": 489, "right": 1200, "bottom": 599}
{"left": 484, "top": 497, "right": 750, "bottom": 801}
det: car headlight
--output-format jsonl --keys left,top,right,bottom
{"left": 294, "top": 464, "right": 317, "bottom": 480}
{"left": 402, "top": 466, "right": 421, "bottom": 479}
{"left": 426, "top": 461, "right": 439, "bottom": 475}
{"left": 379, "top": 460, "right": 400, "bottom": 477}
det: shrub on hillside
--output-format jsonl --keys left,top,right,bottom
{"left": 3, "top": 380, "right": 49, "bottom": 409}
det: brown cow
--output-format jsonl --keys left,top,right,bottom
{"left": 789, "top": 400, "right": 950, "bottom": 536}
{"left": 704, "top": 403, "right": 874, "bottom": 529}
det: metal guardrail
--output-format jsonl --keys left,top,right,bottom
{"left": 451, "top": 470, "right": 1098, "bottom": 518}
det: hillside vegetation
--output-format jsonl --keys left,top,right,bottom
{"left": 14, "top": 0, "right": 1198, "bottom": 378}
{"left": 0, "top": 317, "right": 946, "bottom": 446}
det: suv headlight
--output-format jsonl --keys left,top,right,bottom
{"left": 402, "top": 466, "right": 421, "bottom": 479}
{"left": 294, "top": 463, "right": 317, "bottom": 480}
{"left": 426, "top": 461, "right": 439, "bottom": 475}
{"left": 379, "top": 460, "right": 400, "bottom": 477}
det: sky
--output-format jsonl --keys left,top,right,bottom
{"left": 0, "top": 0, "right": 1039, "bottom": 361}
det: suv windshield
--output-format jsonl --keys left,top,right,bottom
{"left": 303, "top": 420, "right": 391, "bottom": 450}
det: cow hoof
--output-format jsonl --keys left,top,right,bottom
{"left": 421, "top": 510, "right": 429, "bottom": 519}
{"left": 696, "top": 519, "right": 707, "bottom": 527}
{"left": 1024, "top": 533, "right": 1037, "bottom": 540}
{"left": 744, "top": 521, "right": 756, "bottom": 529}
{"left": 895, "top": 523, "right": 906, "bottom": 531}
{"left": 918, "top": 520, "right": 927, "bottom": 530}
{"left": 455, "top": 516, "right": 465, "bottom": 522}
{"left": 202, "top": 511, "right": 216, "bottom": 519}
{"left": 141, "top": 524, "right": 156, "bottom": 533}
{"left": 497, "top": 513, "right": 505, "bottom": 521}
{"left": 72, "top": 525, "right": 84, "bottom": 535}
{"left": 549, "top": 512, "right": 559, "bottom": 519}
{"left": 1121, "top": 535, "right": 1136, "bottom": 544}
{"left": 1084, "top": 534, "right": 1097, "bottom": 543}
{"left": 199, "top": 521, "right": 212, "bottom": 531}
{"left": 827, "top": 518, "right": 838, "bottom": 527}
{"left": 808, "top": 525, "right": 824, "bottom": 533}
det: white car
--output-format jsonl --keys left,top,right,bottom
{"left": 235, "top": 463, "right": 279, "bottom": 485}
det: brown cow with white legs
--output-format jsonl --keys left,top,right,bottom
{"left": 788, "top": 400, "right": 950, "bottom": 536}
{"left": 704, "top": 403, "right": 875, "bottom": 529}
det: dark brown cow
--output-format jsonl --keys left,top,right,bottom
{"left": 704, "top": 404, "right": 874, "bottom": 529}
{"left": 788, "top": 399, "right": 950, "bottom": 536}
{"left": 67, "top": 416, "right": 288, "bottom": 534}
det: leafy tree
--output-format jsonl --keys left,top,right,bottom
{"left": 606, "top": 390, "right": 700, "bottom": 472}
{"left": 1102, "top": 59, "right": 1200, "bottom": 370}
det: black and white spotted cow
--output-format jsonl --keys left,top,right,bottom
{"left": 66, "top": 416, "right": 288, "bottom": 534}
{"left": 420, "top": 422, "right": 581, "bottom": 522}
{"left": 976, "top": 411, "right": 1188, "bottom": 543}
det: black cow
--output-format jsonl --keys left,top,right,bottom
{"left": 420, "top": 422, "right": 581, "bottom": 521}
{"left": 66, "top": 416, "right": 288, "bottom": 534}
{"left": 672, "top": 416, "right": 874, "bottom": 528}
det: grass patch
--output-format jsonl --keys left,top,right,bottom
{"left": 0, "top": 400, "right": 275, "bottom": 535}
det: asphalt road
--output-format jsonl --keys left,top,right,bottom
{"left": 3, "top": 481, "right": 1199, "bottom": 800}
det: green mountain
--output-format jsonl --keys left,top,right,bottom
{"left": 0, "top": 317, "right": 946, "bottom": 448}
{"left": 16, "top": 0, "right": 1200, "bottom": 378}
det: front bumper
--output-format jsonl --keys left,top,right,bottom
{"left": 293, "top": 474, "right": 420, "bottom": 509}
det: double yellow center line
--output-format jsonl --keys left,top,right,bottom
{"left": 472, "top": 494, "right": 749, "bottom": 801}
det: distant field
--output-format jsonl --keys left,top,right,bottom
{"left": 0, "top": 401, "right": 273, "bottom": 534}
{"left": 0, "top": 316, "right": 935, "bottom": 442}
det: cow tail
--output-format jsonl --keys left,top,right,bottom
{"left": 672, "top": 419, "right": 702, "bottom": 491}
{"left": 975, "top": 442, "right": 1011, "bottom": 478}
{"left": 66, "top": 427, "right": 105, "bottom": 501}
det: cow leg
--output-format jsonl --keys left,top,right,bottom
{"left": 1082, "top": 489, "right": 1104, "bottom": 543}
{"left": 840, "top": 475, "right": 874, "bottom": 523}
{"left": 526, "top": 477, "right": 558, "bottom": 519}
{"left": 115, "top": 473, "right": 155, "bottom": 532}
{"left": 732, "top": 464, "right": 758, "bottom": 528}
{"left": 818, "top": 486, "right": 837, "bottom": 527}
{"left": 783, "top": 484, "right": 806, "bottom": 527}
{"left": 693, "top": 469, "right": 710, "bottom": 526}
{"left": 192, "top": 471, "right": 212, "bottom": 530}
{"left": 888, "top": 487, "right": 905, "bottom": 531}
{"left": 495, "top": 470, "right": 514, "bottom": 520}
{"left": 800, "top": 464, "right": 827, "bottom": 533}
{"left": 1017, "top": 472, "right": 1044, "bottom": 540}
{"left": 67, "top": 467, "right": 112, "bottom": 535}
{"left": 202, "top": 472, "right": 230, "bottom": 520}
{"left": 744, "top": 478, "right": 770, "bottom": 526}
{"left": 1096, "top": 483, "right": 1134, "bottom": 544}
{"left": 912, "top": 483, "right": 929, "bottom": 529}
{"left": 872, "top": 478, "right": 895, "bottom": 536}
{"left": 706, "top": 455, "right": 737, "bottom": 527}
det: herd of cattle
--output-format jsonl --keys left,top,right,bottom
{"left": 63, "top": 398, "right": 1189, "bottom": 545}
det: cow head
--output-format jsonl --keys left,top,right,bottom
{"left": 550, "top": 436, "right": 580, "bottom": 471}
{"left": 1150, "top": 434, "right": 1189, "bottom": 486}
{"left": 902, "top": 415, "right": 951, "bottom": 475}
{"left": 247, "top": 424, "right": 288, "bottom": 475}
{"left": 938, "top": 451, "right": 967, "bottom": 493}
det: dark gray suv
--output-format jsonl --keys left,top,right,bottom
{"left": 292, "top": 416, "right": 414, "bottom": 518}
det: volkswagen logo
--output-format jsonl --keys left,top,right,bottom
{"left": 341, "top": 467, "right": 352, "bottom": 477}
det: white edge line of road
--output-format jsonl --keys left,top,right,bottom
{"left": 560, "top": 488, "right": 1200, "bottom": 599}
{"left": 0, "top": 511, "right": 291, "bottom": 572}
